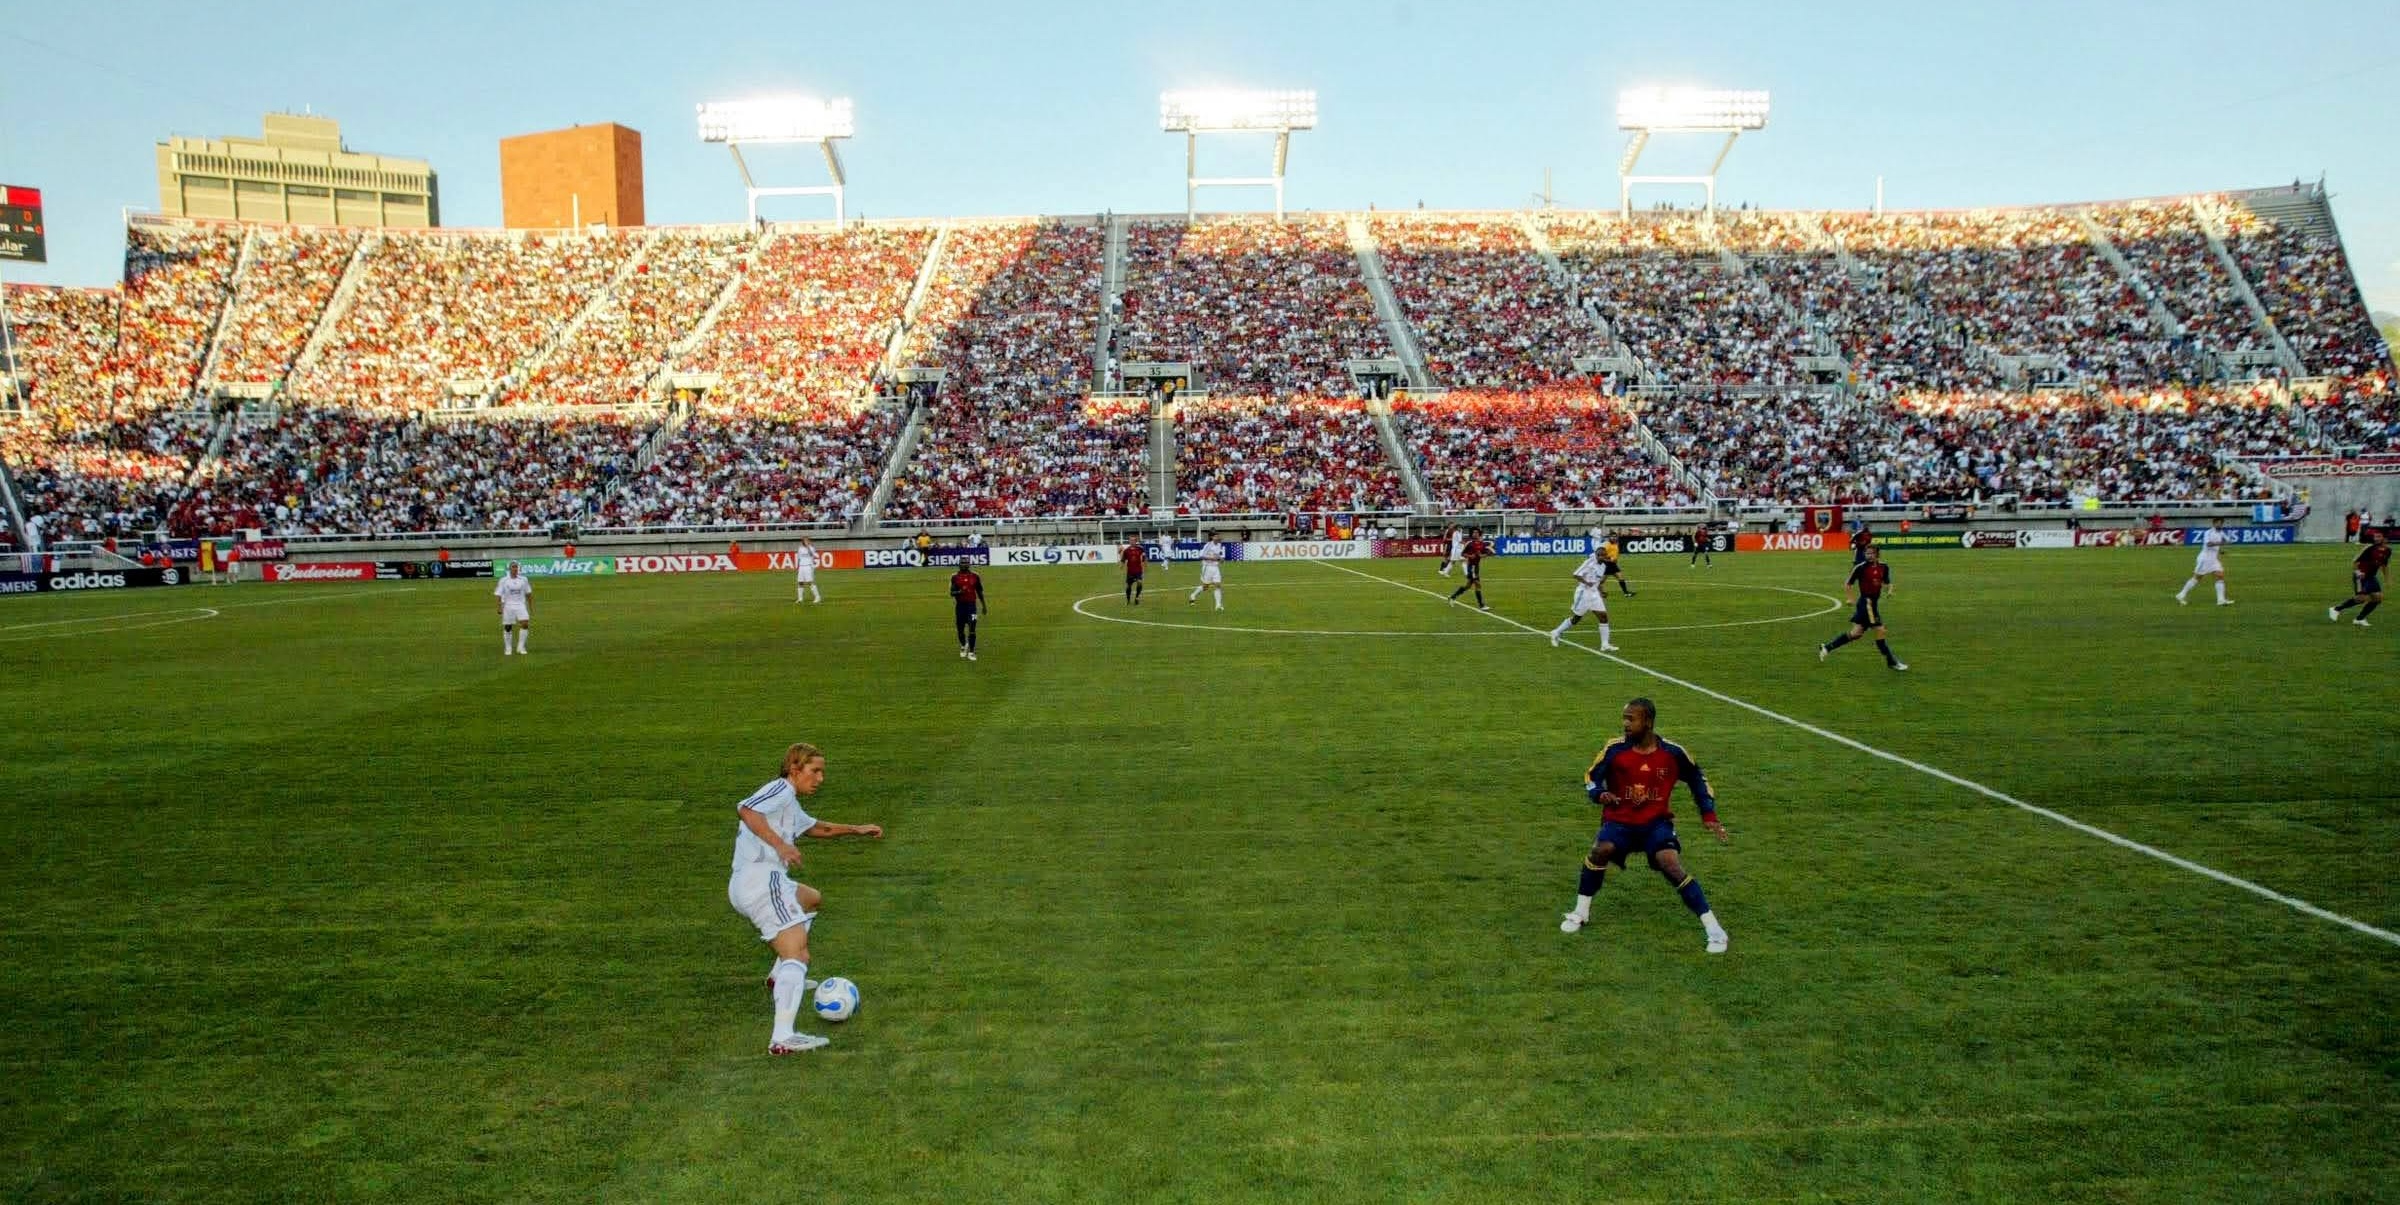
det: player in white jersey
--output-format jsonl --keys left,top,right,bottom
{"left": 1188, "top": 537, "right": 1227, "bottom": 610}
{"left": 794, "top": 538, "right": 822, "bottom": 604}
{"left": 1548, "top": 551, "right": 1618, "bottom": 651}
{"left": 728, "top": 742, "right": 884, "bottom": 1055}
{"left": 494, "top": 562, "right": 533, "bottom": 655}
{"left": 2175, "top": 517, "right": 2233, "bottom": 607}
{"left": 1438, "top": 525, "right": 1464, "bottom": 577}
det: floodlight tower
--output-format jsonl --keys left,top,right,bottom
{"left": 1159, "top": 89, "right": 1318, "bottom": 221}
{"left": 1614, "top": 87, "right": 1770, "bottom": 218}
{"left": 697, "top": 97, "right": 856, "bottom": 229}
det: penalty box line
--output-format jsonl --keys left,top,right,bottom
{"left": 1312, "top": 559, "right": 2400, "bottom": 950}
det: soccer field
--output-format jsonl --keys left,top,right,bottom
{"left": 1, "top": 546, "right": 2393, "bottom": 1203}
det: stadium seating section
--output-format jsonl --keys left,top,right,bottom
{"left": 0, "top": 188, "right": 2387, "bottom": 541}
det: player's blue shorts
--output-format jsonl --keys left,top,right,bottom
{"left": 1850, "top": 596, "right": 1883, "bottom": 628}
{"left": 2360, "top": 572, "right": 2383, "bottom": 595}
{"left": 1594, "top": 817, "right": 1681, "bottom": 866}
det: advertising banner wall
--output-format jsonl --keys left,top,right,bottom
{"left": 2014, "top": 530, "right": 2076, "bottom": 549}
{"left": 857, "top": 546, "right": 991, "bottom": 570}
{"left": 1239, "top": 540, "right": 1370, "bottom": 561}
{"left": 1960, "top": 531, "right": 2023, "bottom": 550}
{"left": 262, "top": 562, "right": 379, "bottom": 582}
{"left": 2181, "top": 525, "right": 2297, "bottom": 545}
{"left": 1871, "top": 531, "right": 1967, "bottom": 549}
{"left": 992, "top": 544, "right": 1119, "bottom": 567}
{"left": 376, "top": 560, "right": 495, "bottom": 579}
{"left": 0, "top": 568, "right": 187, "bottom": 593}
{"left": 1371, "top": 537, "right": 1453, "bottom": 558}
{"left": 1736, "top": 532, "right": 1841, "bottom": 553}
{"left": 1494, "top": 535, "right": 1593, "bottom": 557}
{"left": 497, "top": 556, "right": 618, "bottom": 577}
{"left": 2075, "top": 529, "right": 2186, "bottom": 548}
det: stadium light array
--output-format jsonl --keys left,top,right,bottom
{"left": 697, "top": 97, "right": 856, "bottom": 144}
{"left": 696, "top": 96, "right": 856, "bottom": 229}
{"left": 1613, "top": 86, "right": 1770, "bottom": 218}
{"left": 1160, "top": 88, "right": 1317, "bottom": 222}
{"left": 1159, "top": 89, "right": 1319, "bottom": 133}
{"left": 1615, "top": 87, "right": 1770, "bottom": 133}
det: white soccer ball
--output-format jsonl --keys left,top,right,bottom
{"left": 813, "top": 976, "right": 859, "bottom": 1023}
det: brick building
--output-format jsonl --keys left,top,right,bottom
{"left": 498, "top": 123, "right": 643, "bottom": 230}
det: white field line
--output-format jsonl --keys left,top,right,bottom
{"left": 1314, "top": 558, "right": 2400, "bottom": 949}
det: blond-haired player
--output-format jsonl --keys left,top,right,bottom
{"left": 728, "top": 742, "right": 884, "bottom": 1055}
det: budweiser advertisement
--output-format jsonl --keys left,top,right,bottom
{"left": 262, "top": 562, "right": 379, "bottom": 583}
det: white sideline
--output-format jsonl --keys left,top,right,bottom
{"left": 1315, "top": 559, "right": 2400, "bottom": 949}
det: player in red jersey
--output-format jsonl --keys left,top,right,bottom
{"left": 1820, "top": 546, "right": 1905, "bottom": 670}
{"left": 949, "top": 566, "right": 986, "bottom": 660}
{"left": 1445, "top": 532, "right": 1490, "bottom": 609}
{"left": 1120, "top": 539, "right": 1148, "bottom": 605}
{"left": 1560, "top": 697, "right": 1730, "bottom": 952}
{"left": 2330, "top": 529, "right": 2387, "bottom": 627}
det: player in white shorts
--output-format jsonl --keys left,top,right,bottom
{"left": 1438, "top": 525, "right": 1464, "bottom": 577}
{"left": 494, "top": 562, "right": 533, "bottom": 655}
{"left": 1548, "top": 550, "right": 1618, "bottom": 651}
{"left": 728, "top": 742, "right": 884, "bottom": 1055}
{"left": 794, "top": 537, "right": 822, "bottom": 604}
{"left": 1188, "top": 537, "right": 1227, "bottom": 610}
{"left": 2175, "top": 517, "right": 2232, "bottom": 607}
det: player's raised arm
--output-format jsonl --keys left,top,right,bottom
{"left": 804, "top": 819, "right": 885, "bottom": 839}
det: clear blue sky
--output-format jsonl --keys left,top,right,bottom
{"left": 4, "top": 0, "right": 2392, "bottom": 314}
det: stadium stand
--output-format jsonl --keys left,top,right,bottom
{"left": 1371, "top": 217, "right": 1591, "bottom": 389}
{"left": 1392, "top": 389, "right": 1693, "bottom": 510}
{"left": 1174, "top": 396, "right": 1407, "bottom": 513}
{"left": 884, "top": 223, "right": 1148, "bottom": 519}
{"left": 1, "top": 190, "right": 2386, "bottom": 540}
{"left": 1119, "top": 217, "right": 1389, "bottom": 397}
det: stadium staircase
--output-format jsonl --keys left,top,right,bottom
{"left": 191, "top": 226, "right": 259, "bottom": 401}
{"left": 654, "top": 226, "right": 772, "bottom": 391}
{"left": 1096, "top": 215, "right": 1128, "bottom": 390}
{"left": 1368, "top": 400, "right": 1432, "bottom": 511}
{"left": 0, "top": 458, "right": 29, "bottom": 548}
{"left": 2189, "top": 197, "right": 2308, "bottom": 378}
{"left": 287, "top": 232, "right": 379, "bottom": 396}
{"left": 876, "top": 222, "right": 952, "bottom": 384}
{"left": 1147, "top": 399, "right": 1175, "bottom": 512}
{"left": 1344, "top": 217, "right": 1434, "bottom": 389}
{"left": 1705, "top": 225, "right": 1857, "bottom": 378}
{"left": 627, "top": 400, "right": 691, "bottom": 475}
{"left": 1518, "top": 214, "right": 1658, "bottom": 387}
{"left": 859, "top": 401, "right": 928, "bottom": 529}
{"left": 183, "top": 411, "right": 238, "bottom": 489}
{"left": 509, "top": 229, "right": 660, "bottom": 399}
{"left": 2070, "top": 209, "right": 2224, "bottom": 381}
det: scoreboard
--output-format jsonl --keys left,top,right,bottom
{"left": 0, "top": 185, "right": 45, "bottom": 264}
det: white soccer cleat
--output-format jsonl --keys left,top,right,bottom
{"left": 967, "top": 651, "right": 978, "bottom": 661}
{"left": 2329, "top": 607, "right": 2342, "bottom": 622}
{"left": 1891, "top": 661, "right": 1909, "bottom": 672}
{"left": 1548, "top": 630, "right": 1562, "bottom": 647}
{"left": 2356, "top": 619, "right": 2373, "bottom": 628}
{"left": 1559, "top": 913, "right": 1586, "bottom": 934}
{"left": 1600, "top": 643, "right": 1620, "bottom": 652}
{"left": 1818, "top": 644, "right": 1828, "bottom": 662}
{"left": 769, "top": 1033, "right": 830, "bottom": 1055}
{"left": 2174, "top": 594, "right": 2187, "bottom": 605}
{"left": 1706, "top": 932, "right": 1729, "bottom": 955}
{"left": 2217, "top": 600, "right": 2234, "bottom": 607}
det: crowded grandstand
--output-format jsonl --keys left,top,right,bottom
{"left": 0, "top": 185, "right": 2389, "bottom": 548}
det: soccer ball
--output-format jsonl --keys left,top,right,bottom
{"left": 813, "top": 977, "right": 859, "bottom": 1023}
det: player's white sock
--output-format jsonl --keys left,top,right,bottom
{"left": 1599, "top": 622, "right": 1612, "bottom": 648}
{"left": 1212, "top": 586, "right": 1223, "bottom": 610}
{"left": 810, "top": 585, "right": 821, "bottom": 603}
{"left": 1702, "top": 911, "right": 1728, "bottom": 952}
{"left": 771, "top": 958, "right": 808, "bottom": 1040}
{"left": 2214, "top": 580, "right": 2227, "bottom": 604}
{"left": 501, "top": 630, "right": 512, "bottom": 654}
{"left": 2177, "top": 579, "right": 2193, "bottom": 601}
{"left": 1571, "top": 894, "right": 1593, "bottom": 920}
{"left": 516, "top": 630, "right": 528, "bottom": 653}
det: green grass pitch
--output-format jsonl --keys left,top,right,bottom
{"left": 0, "top": 546, "right": 2393, "bottom": 1203}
